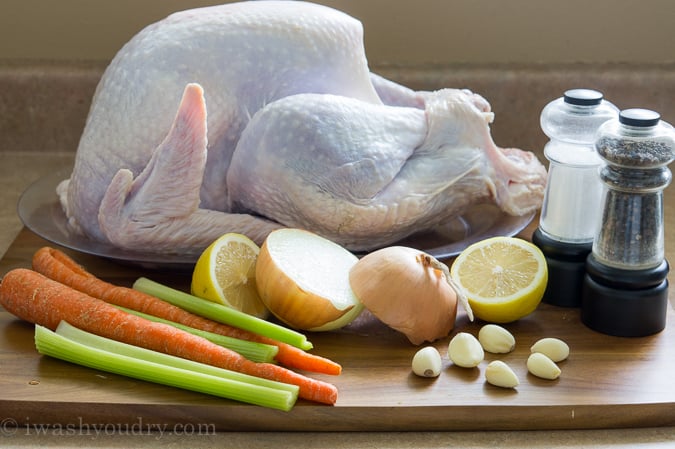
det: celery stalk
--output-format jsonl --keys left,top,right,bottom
{"left": 116, "top": 306, "right": 278, "bottom": 363}
{"left": 133, "top": 277, "right": 313, "bottom": 350}
{"left": 35, "top": 322, "right": 298, "bottom": 411}
{"left": 52, "top": 321, "right": 296, "bottom": 394}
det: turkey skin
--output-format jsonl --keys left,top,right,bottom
{"left": 58, "top": 0, "right": 546, "bottom": 255}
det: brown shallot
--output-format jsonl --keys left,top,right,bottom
{"left": 349, "top": 246, "right": 472, "bottom": 345}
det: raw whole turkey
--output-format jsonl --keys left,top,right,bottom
{"left": 57, "top": 0, "right": 546, "bottom": 255}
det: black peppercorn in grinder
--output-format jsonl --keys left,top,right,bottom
{"left": 581, "top": 109, "right": 675, "bottom": 337}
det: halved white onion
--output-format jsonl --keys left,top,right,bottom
{"left": 255, "top": 228, "right": 364, "bottom": 331}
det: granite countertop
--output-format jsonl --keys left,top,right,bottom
{"left": 2, "top": 158, "right": 675, "bottom": 448}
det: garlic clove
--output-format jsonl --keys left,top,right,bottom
{"left": 530, "top": 337, "right": 570, "bottom": 362}
{"left": 478, "top": 324, "right": 516, "bottom": 354}
{"left": 527, "top": 352, "right": 561, "bottom": 380}
{"left": 485, "top": 360, "right": 519, "bottom": 388}
{"left": 411, "top": 346, "right": 442, "bottom": 378}
{"left": 448, "top": 332, "right": 484, "bottom": 368}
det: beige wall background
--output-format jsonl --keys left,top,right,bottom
{"left": 2, "top": 0, "right": 674, "bottom": 65}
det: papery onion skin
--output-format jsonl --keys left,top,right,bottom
{"left": 255, "top": 229, "right": 363, "bottom": 331}
{"left": 349, "top": 246, "right": 458, "bottom": 345}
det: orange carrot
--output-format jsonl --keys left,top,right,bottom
{"left": 0, "top": 268, "right": 338, "bottom": 405}
{"left": 31, "top": 246, "right": 341, "bottom": 375}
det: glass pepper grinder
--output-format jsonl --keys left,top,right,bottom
{"left": 581, "top": 108, "right": 675, "bottom": 337}
{"left": 532, "top": 89, "right": 618, "bottom": 307}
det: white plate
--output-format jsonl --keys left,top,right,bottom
{"left": 18, "top": 170, "right": 534, "bottom": 270}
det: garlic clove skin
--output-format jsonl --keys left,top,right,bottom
{"left": 411, "top": 346, "right": 443, "bottom": 378}
{"left": 527, "top": 352, "right": 561, "bottom": 380}
{"left": 448, "top": 332, "right": 484, "bottom": 368}
{"left": 478, "top": 324, "right": 516, "bottom": 354}
{"left": 530, "top": 337, "right": 570, "bottom": 362}
{"left": 485, "top": 360, "right": 519, "bottom": 388}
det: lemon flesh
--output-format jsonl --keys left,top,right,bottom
{"left": 191, "top": 233, "right": 269, "bottom": 319}
{"left": 450, "top": 236, "right": 548, "bottom": 323}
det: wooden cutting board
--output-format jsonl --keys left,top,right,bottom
{"left": 1, "top": 228, "right": 675, "bottom": 431}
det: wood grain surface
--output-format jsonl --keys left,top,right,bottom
{"left": 1, "top": 228, "right": 674, "bottom": 431}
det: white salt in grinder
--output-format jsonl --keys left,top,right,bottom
{"left": 533, "top": 89, "right": 618, "bottom": 307}
{"left": 581, "top": 109, "right": 675, "bottom": 337}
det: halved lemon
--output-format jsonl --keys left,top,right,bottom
{"left": 191, "top": 233, "right": 269, "bottom": 319}
{"left": 450, "top": 236, "right": 548, "bottom": 323}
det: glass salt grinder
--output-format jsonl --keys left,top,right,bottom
{"left": 532, "top": 89, "right": 618, "bottom": 307}
{"left": 581, "top": 109, "right": 675, "bottom": 337}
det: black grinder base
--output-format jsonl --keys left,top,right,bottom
{"left": 581, "top": 254, "right": 669, "bottom": 337}
{"left": 532, "top": 228, "right": 592, "bottom": 307}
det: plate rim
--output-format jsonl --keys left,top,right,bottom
{"left": 17, "top": 170, "right": 534, "bottom": 268}
{"left": 17, "top": 170, "right": 196, "bottom": 269}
